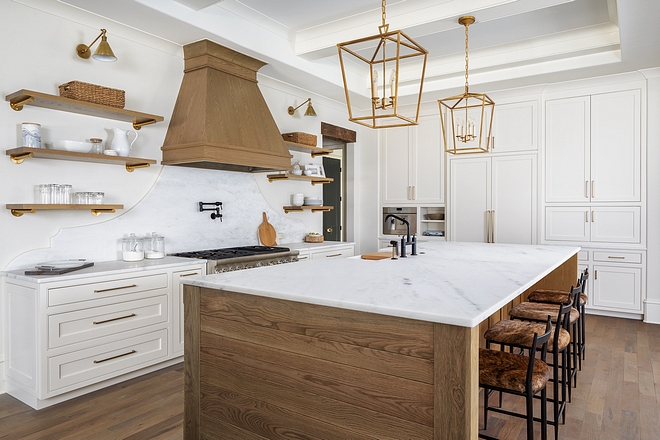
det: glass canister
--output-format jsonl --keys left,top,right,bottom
{"left": 34, "top": 184, "right": 51, "bottom": 204}
{"left": 122, "top": 233, "right": 144, "bottom": 262}
{"left": 89, "top": 138, "right": 104, "bottom": 154}
{"left": 144, "top": 232, "right": 165, "bottom": 259}
{"left": 61, "top": 184, "right": 73, "bottom": 204}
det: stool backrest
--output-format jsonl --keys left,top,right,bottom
{"left": 526, "top": 316, "right": 553, "bottom": 388}
{"left": 580, "top": 269, "right": 589, "bottom": 296}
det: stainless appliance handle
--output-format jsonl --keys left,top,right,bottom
{"left": 486, "top": 210, "right": 491, "bottom": 243}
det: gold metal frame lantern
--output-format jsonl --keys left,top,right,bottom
{"left": 337, "top": 0, "right": 428, "bottom": 129}
{"left": 438, "top": 16, "right": 494, "bottom": 154}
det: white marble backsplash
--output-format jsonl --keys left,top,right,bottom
{"left": 7, "top": 167, "right": 306, "bottom": 270}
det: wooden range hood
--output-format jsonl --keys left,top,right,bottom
{"left": 161, "top": 40, "right": 292, "bottom": 172}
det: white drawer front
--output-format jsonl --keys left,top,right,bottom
{"left": 48, "top": 295, "right": 168, "bottom": 349}
{"left": 577, "top": 250, "right": 589, "bottom": 261}
{"left": 311, "top": 247, "right": 354, "bottom": 260}
{"left": 592, "top": 251, "right": 642, "bottom": 264}
{"left": 48, "top": 329, "right": 168, "bottom": 394}
{"left": 297, "top": 252, "right": 311, "bottom": 262}
{"left": 48, "top": 273, "right": 169, "bottom": 307}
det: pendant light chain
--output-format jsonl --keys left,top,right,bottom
{"left": 464, "top": 21, "right": 470, "bottom": 95}
{"left": 382, "top": 0, "right": 387, "bottom": 27}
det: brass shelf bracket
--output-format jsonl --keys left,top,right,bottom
{"left": 10, "top": 152, "right": 34, "bottom": 164}
{"left": 91, "top": 208, "right": 116, "bottom": 216}
{"left": 132, "top": 119, "right": 157, "bottom": 130}
{"left": 9, "top": 96, "right": 34, "bottom": 111}
{"left": 283, "top": 207, "right": 303, "bottom": 214}
{"left": 11, "top": 208, "right": 36, "bottom": 217}
{"left": 267, "top": 175, "right": 288, "bottom": 183}
{"left": 311, "top": 207, "right": 332, "bottom": 213}
{"left": 125, "top": 163, "right": 151, "bottom": 172}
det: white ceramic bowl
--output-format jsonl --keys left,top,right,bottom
{"left": 52, "top": 140, "right": 93, "bottom": 153}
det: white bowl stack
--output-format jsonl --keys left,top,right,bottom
{"left": 304, "top": 197, "right": 322, "bottom": 206}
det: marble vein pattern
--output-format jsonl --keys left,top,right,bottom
{"left": 7, "top": 167, "right": 306, "bottom": 270}
{"left": 183, "top": 242, "right": 580, "bottom": 327}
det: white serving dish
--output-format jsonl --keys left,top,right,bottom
{"left": 51, "top": 140, "right": 93, "bottom": 153}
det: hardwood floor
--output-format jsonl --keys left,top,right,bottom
{"left": 0, "top": 315, "right": 658, "bottom": 439}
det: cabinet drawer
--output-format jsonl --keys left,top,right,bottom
{"left": 311, "top": 247, "right": 354, "bottom": 259}
{"left": 577, "top": 251, "right": 589, "bottom": 261}
{"left": 48, "top": 295, "right": 168, "bottom": 349}
{"left": 297, "top": 252, "right": 311, "bottom": 262}
{"left": 48, "top": 273, "right": 169, "bottom": 307}
{"left": 592, "top": 251, "right": 642, "bottom": 264}
{"left": 48, "top": 329, "right": 168, "bottom": 394}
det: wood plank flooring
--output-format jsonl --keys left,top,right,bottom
{"left": 0, "top": 314, "right": 658, "bottom": 439}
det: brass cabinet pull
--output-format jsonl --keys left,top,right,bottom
{"left": 585, "top": 211, "right": 589, "bottom": 222}
{"left": 298, "top": 255, "right": 309, "bottom": 260}
{"left": 592, "top": 211, "right": 595, "bottom": 222}
{"left": 585, "top": 181, "right": 589, "bottom": 198}
{"left": 491, "top": 210, "right": 495, "bottom": 243}
{"left": 592, "top": 180, "right": 595, "bottom": 198}
{"left": 412, "top": 186, "right": 416, "bottom": 200}
{"left": 608, "top": 256, "right": 626, "bottom": 259}
{"left": 93, "top": 313, "right": 136, "bottom": 325}
{"left": 93, "top": 350, "right": 136, "bottom": 364}
{"left": 94, "top": 284, "right": 137, "bottom": 293}
{"left": 179, "top": 272, "right": 199, "bottom": 277}
{"left": 326, "top": 253, "right": 343, "bottom": 258}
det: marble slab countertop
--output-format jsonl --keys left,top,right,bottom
{"left": 1, "top": 257, "right": 206, "bottom": 284}
{"left": 183, "top": 242, "right": 580, "bottom": 327}
{"left": 281, "top": 241, "right": 355, "bottom": 252}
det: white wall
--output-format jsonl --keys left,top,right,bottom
{"left": 0, "top": 0, "right": 380, "bottom": 393}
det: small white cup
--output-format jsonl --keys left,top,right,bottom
{"left": 104, "top": 150, "right": 118, "bottom": 156}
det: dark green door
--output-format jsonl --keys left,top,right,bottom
{"left": 323, "top": 157, "right": 341, "bottom": 242}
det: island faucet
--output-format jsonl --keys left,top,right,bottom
{"left": 383, "top": 214, "right": 417, "bottom": 257}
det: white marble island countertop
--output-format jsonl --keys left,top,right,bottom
{"left": 183, "top": 242, "right": 579, "bottom": 327}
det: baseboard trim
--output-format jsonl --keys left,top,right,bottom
{"left": 644, "top": 300, "right": 660, "bottom": 324}
{"left": 585, "top": 308, "right": 643, "bottom": 320}
{"left": 0, "top": 359, "right": 5, "bottom": 394}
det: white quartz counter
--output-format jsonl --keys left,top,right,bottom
{"left": 1, "top": 257, "right": 205, "bottom": 284}
{"left": 183, "top": 242, "right": 579, "bottom": 327}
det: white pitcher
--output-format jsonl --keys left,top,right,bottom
{"left": 109, "top": 128, "right": 138, "bottom": 157}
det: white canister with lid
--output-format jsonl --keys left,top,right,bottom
{"left": 22, "top": 122, "right": 41, "bottom": 148}
{"left": 144, "top": 232, "right": 165, "bottom": 259}
{"left": 122, "top": 233, "right": 144, "bottom": 261}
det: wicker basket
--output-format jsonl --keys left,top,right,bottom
{"left": 305, "top": 234, "right": 324, "bottom": 243}
{"left": 282, "top": 132, "right": 317, "bottom": 147}
{"left": 58, "top": 81, "right": 125, "bottom": 108}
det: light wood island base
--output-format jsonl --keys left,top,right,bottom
{"left": 184, "top": 254, "right": 577, "bottom": 439}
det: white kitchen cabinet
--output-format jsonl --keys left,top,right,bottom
{"left": 1, "top": 258, "right": 203, "bottom": 409}
{"left": 381, "top": 115, "right": 443, "bottom": 204}
{"left": 545, "top": 90, "right": 641, "bottom": 203}
{"left": 284, "top": 242, "right": 355, "bottom": 261}
{"left": 449, "top": 155, "right": 537, "bottom": 244}
{"left": 172, "top": 265, "right": 205, "bottom": 356}
{"left": 544, "top": 206, "right": 641, "bottom": 244}
{"left": 491, "top": 100, "right": 538, "bottom": 153}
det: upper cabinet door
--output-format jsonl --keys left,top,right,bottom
{"left": 545, "top": 96, "right": 591, "bottom": 203}
{"left": 491, "top": 100, "right": 538, "bottom": 153}
{"left": 590, "top": 90, "right": 641, "bottom": 202}
{"left": 413, "top": 115, "right": 444, "bottom": 204}
{"left": 449, "top": 157, "right": 491, "bottom": 242}
{"left": 381, "top": 127, "right": 412, "bottom": 204}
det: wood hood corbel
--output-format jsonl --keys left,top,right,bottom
{"left": 161, "top": 40, "right": 292, "bottom": 172}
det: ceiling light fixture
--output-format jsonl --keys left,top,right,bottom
{"left": 76, "top": 29, "right": 117, "bottom": 62}
{"left": 337, "top": 0, "right": 428, "bottom": 129}
{"left": 438, "top": 16, "right": 494, "bottom": 154}
{"left": 288, "top": 98, "right": 317, "bottom": 117}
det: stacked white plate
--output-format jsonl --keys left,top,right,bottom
{"left": 304, "top": 197, "right": 323, "bottom": 206}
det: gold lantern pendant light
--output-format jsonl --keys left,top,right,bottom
{"left": 337, "top": 0, "right": 428, "bottom": 129}
{"left": 438, "top": 16, "right": 494, "bottom": 154}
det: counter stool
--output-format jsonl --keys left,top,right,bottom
{"left": 528, "top": 269, "right": 589, "bottom": 366}
{"left": 479, "top": 317, "right": 553, "bottom": 440}
{"left": 483, "top": 289, "right": 576, "bottom": 440}
{"left": 508, "top": 285, "right": 581, "bottom": 392}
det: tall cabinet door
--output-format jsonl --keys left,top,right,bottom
{"left": 381, "top": 127, "right": 412, "bottom": 203}
{"left": 413, "top": 115, "right": 444, "bottom": 203}
{"left": 449, "top": 157, "right": 491, "bottom": 242}
{"left": 492, "top": 155, "right": 537, "bottom": 244}
{"left": 545, "top": 96, "right": 591, "bottom": 203}
{"left": 590, "top": 90, "right": 641, "bottom": 202}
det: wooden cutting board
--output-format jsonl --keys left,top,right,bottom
{"left": 361, "top": 252, "right": 392, "bottom": 260}
{"left": 258, "top": 212, "right": 277, "bottom": 246}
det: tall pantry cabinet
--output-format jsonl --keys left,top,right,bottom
{"left": 543, "top": 82, "right": 646, "bottom": 318}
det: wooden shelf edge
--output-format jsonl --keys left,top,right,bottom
{"left": 6, "top": 203, "right": 124, "bottom": 217}
{"left": 6, "top": 147, "right": 156, "bottom": 170}
{"left": 283, "top": 205, "right": 334, "bottom": 214}
{"left": 266, "top": 173, "right": 333, "bottom": 185}
{"left": 284, "top": 141, "right": 332, "bottom": 157}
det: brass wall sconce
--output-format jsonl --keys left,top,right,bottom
{"left": 76, "top": 29, "right": 117, "bottom": 62}
{"left": 288, "top": 98, "right": 317, "bottom": 117}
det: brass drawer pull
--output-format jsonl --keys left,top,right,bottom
{"left": 93, "top": 313, "right": 136, "bottom": 325}
{"left": 607, "top": 256, "right": 626, "bottom": 259}
{"left": 298, "top": 256, "right": 309, "bottom": 260}
{"left": 179, "top": 272, "right": 199, "bottom": 277}
{"left": 94, "top": 284, "right": 137, "bottom": 293}
{"left": 93, "top": 350, "right": 136, "bottom": 364}
{"left": 326, "top": 253, "right": 343, "bottom": 258}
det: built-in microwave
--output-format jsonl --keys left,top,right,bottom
{"left": 382, "top": 207, "right": 417, "bottom": 236}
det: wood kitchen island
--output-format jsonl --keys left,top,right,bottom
{"left": 181, "top": 242, "right": 579, "bottom": 439}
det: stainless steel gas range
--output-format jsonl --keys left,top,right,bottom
{"left": 170, "top": 245, "right": 299, "bottom": 274}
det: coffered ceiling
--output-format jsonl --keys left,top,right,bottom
{"left": 60, "top": 0, "right": 660, "bottom": 107}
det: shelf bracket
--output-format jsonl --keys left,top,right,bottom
{"left": 9, "top": 96, "right": 34, "bottom": 111}
{"left": 10, "top": 152, "right": 34, "bottom": 164}
{"left": 132, "top": 119, "right": 157, "bottom": 130}
{"left": 311, "top": 207, "right": 332, "bottom": 213}
{"left": 91, "top": 208, "right": 116, "bottom": 216}
{"left": 267, "top": 175, "right": 288, "bottom": 183}
{"left": 283, "top": 207, "right": 304, "bottom": 214}
{"left": 11, "top": 208, "right": 36, "bottom": 217}
{"left": 125, "top": 163, "right": 151, "bottom": 172}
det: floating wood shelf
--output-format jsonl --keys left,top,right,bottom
{"left": 6, "top": 147, "right": 156, "bottom": 172}
{"left": 6, "top": 204, "right": 124, "bottom": 217}
{"left": 421, "top": 220, "right": 445, "bottom": 223}
{"left": 6, "top": 89, "right": 164, "bottom": 130}
{"left": 283, "top": 205, "right": 334, "bottom": 214}
{"left": 284, "top": 141, "right": 332, "bottom": 157}
{"left": 266, "top": 173, "right": 333, "bottom": 185}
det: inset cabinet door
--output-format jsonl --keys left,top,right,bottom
{"left": 381, "top": 127, "right": 412, "bottom": 204}
{"left": 545, "top": 206, "right": 591, "bottom": 242}
{"left": 492, "top": 155, "right": 537, "bottom": 244}
{"left": 449, "top": 157, "right": 491, "bottom": 242}
{"left": 545, "top": 206, "right": 641, "bottom": 244}
{"left": 491, "top": 100, "right": 538, "bottom": 153}
{"left": 413, "top": 115, "right": 444, "bottom": 203}
{"left": 592, "top": 265, "right": 642, "bottom": 312}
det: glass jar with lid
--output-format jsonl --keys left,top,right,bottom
{"left": 144, "top": 232, "right": 165, "bottom": 259}
{"left": 122, "top": 233, "right": 144, "bottom": 262}
{"left": 89, "top": 138, "right": 104, "bottom": 154}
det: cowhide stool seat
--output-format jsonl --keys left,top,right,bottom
{"left": 479, "top": 317, "right": 553, "bottom": 440}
